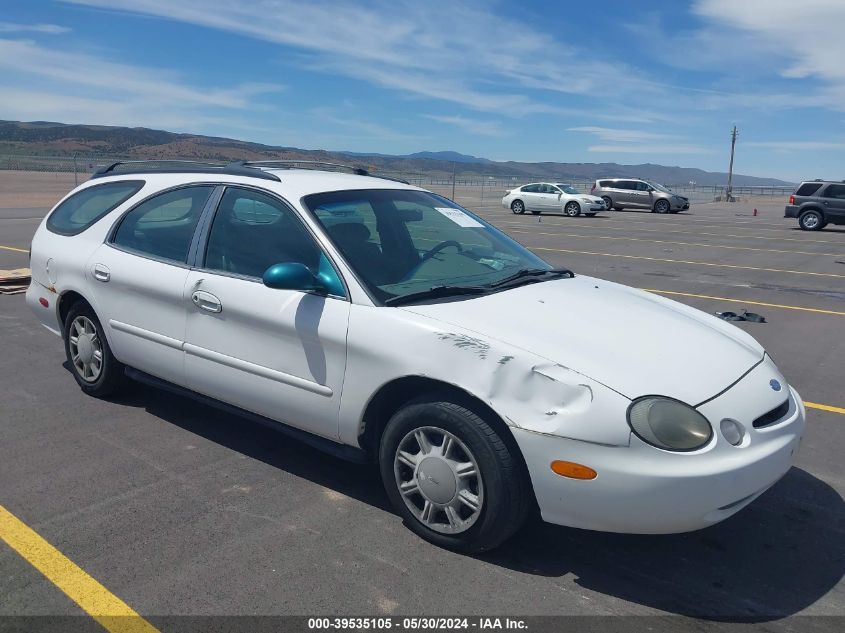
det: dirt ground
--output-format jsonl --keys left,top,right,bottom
{"left": 0, "top": 171, "right": 90, "bottom": 208}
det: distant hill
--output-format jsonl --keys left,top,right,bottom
{"left": 0, "top": 120, "right": 792, "bottom": 186}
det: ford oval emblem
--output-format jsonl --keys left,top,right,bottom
{"left": 770, "top": 379, "right": 782, "bottom": 392}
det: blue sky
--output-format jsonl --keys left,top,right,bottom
{"left": 1, "top": 0, "right": 843, "bottom": 180}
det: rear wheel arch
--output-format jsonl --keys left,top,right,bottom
{"left": 58, "top": 290, "right": 91, "bottom": 332}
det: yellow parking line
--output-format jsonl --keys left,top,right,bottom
{"left": 531, "top": 246, "right": 845, "bottom": 278}
{"left": 805, "top": 402, "right": 845, "bottom": 415}
{"left": 640, "top": 288, "right": 845, "bottom": 316}
{"left": 0, "top": 245, "right": 28, "bottom": 253}
{"left": 0, "top": 504, "right": 160, "bottom": 633}
{"left": 506, "top": 228, "right": 842, "bottom": 257}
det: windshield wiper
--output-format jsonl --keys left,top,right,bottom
{"left": 489, "top": 267, "right": 574, "bottom": 288}
{"left": 385, "top": 285, "right": 490, "bottom": 307}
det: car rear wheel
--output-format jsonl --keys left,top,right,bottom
{"left": 601, "top": 196, "right": 612, "bottom": 210}
{"left": 798, "top": 210, "right": 824, "bottom": 231}
{"left": 510, "top": 200, "right": 525, "bottom": 214}
{"left": 63, "top": 302, "right": 126, "bottom": 397}
{"left": 654, "top": 199, "right": 670, "bottom": 213}
{"left": 379, "top": 397, "right": 529, "bottom": 552}
{"left": 564, "top": 201, "right": 581, "bottom": 217}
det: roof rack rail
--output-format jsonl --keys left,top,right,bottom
{"left": 236, "top": 160, "right": 410, "bottom": 185}
{"left": 235, "top": 160, "right": 369, "bottom": 175}
{"left": 91, "top": 160, "right": 281, "bottom": 182}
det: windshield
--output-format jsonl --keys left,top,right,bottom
{"left": 651, "top": 182, "right": 672, "bottom": 192}
{"left": 303, "top": 189, "right": 553, "bottom": 303}
{"left": 556, "top": 185, "right": 580, "bottom": 195}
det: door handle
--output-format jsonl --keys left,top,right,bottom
{"left": 191, "top": 290, "right": 222, "bottom": 313}
{"left": 92, "top": 264, "right": 110, "bottom": 282}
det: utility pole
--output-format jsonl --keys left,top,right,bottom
{"left": 726, "top": 125, "right": 738, "bottom": 202}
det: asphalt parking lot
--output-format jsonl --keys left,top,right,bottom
{"left": 1, "top": 184, "right": 843, "bottom": 630}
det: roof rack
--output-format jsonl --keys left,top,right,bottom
{"left": 236, "top": 160, "right": 410, "bottom": 184}
{"left": 91, "top": 160, "right": 281, "bottom": 182}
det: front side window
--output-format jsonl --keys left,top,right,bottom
{"left": 204, "top": 187, "right": 344, "bottom": 295}
{"left": 304, "top": 189, "right": 553, "bottom": 304}
{"left": 47, "top": 180, "right": 144, "bottom": 235}
{"left": 111, "top": 185, "right": 213, "bottom": 263}
{"left": 557, "top": 185, "right": 580, "bottom": 195}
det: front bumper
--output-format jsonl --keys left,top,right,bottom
{"left": 512, "top": 363, "right": 805, "bottom": 534}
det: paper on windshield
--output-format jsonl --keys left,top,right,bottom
{"left": 434, "top": 207, "right": 484, "bottom": 228}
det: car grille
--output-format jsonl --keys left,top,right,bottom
{"left": 752, "top": 399, "right": 790, "bottom": 428}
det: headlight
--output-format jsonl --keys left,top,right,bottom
{"left": 581, "top": 197, "right": 593, "bottom": 203}
{"left": 627, "top": 396, "right": 712, "bottom": 451}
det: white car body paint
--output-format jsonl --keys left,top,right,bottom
{"left": 501, "top": 184, "right": 605, "bottom": 215}
{"left": 27, "top": 169, "right": 805, "bottom": 535}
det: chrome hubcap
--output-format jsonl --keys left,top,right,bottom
{"left": 566, "top": 203, "right": 578, "bottom": 216}
{"left": 69, "top": 316, "right": 103, "bottom": 382}
{"left": 394, "top": 426, "right": 484, "bottom": 534}
{"left": 512, "top": 202, "right": 523, "bottom": 213}
{"left": 803, "top": 215, "right": 819, "bottom": 228}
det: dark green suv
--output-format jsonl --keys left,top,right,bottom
{"left": 785, "top": 180, "right": 845, "bottom": 230}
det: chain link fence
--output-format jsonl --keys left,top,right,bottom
{"left": 1, "top": 154, "right": 794, "bottom": 205}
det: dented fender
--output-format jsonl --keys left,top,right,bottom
{"left": 338, "top": 305, "right": 632, "bottom": 448}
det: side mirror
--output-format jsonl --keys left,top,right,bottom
{"left": 262, "top": 262, "right": 326, "bottom": 292}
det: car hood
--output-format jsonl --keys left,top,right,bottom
{"left": 400, "top": 276, "right": 764, "bottom": 404}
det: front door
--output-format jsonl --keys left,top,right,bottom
{"left": 183, "top": 186, "right": 350, "bottom": 440}
{"left": 822, "top": 184, "right": 845, "bottom": 222}
{"left": 88, "top": 184, "right": 216, "bottom": 386}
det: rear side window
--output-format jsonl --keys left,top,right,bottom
{"left": 795, "top": 182, "right": 823, "bottom": 196}
{"left": 598, "top": 180, "right": 611, "bottom": 187}
{"left": 111, "top": 185, "right": 214, "bottom": 264}
{"left": 824, "top": 184, "right": 845, "bottom": 199}
{"left": 46, "top": 180, "right": 144, "bottom": 236}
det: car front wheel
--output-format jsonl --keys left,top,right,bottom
{"left": 654, "top": 199, "right": 670, "bottom": 213}
{"left": 63, "top": 302, "right": 126, "bottom": 397}
{"left": 379, "top": 397, "right": 529, "bottom": 552}
{"left": 798, "top": 210, "right": 825, "bottom": 231}
{"left": 564, "top": 201, "right": 581, "bottom": 217}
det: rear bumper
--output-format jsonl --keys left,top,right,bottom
{"left": 26, "top": 280, "right": 62, "bottom": 336}
{"left": 784, "top": 205, "right": 800, "bottom": 218}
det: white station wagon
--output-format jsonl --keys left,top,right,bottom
{"left": 27, "top": 160, "right": 805, "bottom": 552}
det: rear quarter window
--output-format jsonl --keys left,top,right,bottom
{"left": 795, "top": 182, "right": 823, "bottom": 196}
{"left": 46, "top": 180, "right": 145, "bottom": 236}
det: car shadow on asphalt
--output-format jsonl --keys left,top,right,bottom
{"left": 103, "top": 375, "right": 843, "bottom": 623}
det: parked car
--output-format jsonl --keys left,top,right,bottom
{"left": 591, "top": 178, "right": 690, "bottom": 213}
{"left": 28, "top": 160, "right": 804, "bottom": 552}
{"left": 784, "top": 179, "right": 845, "bottom": 230}
{"left": 502, "top": 182, "right": 605, "bottom": 216}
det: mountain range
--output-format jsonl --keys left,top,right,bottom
{"left": 0, "top": 120, "right": 792, "bottom": 186}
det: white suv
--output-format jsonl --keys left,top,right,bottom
{"left": 27, "top": 160, "right": 804, "bottom": 551}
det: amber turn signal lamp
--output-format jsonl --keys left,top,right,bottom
{"left": 550, "top": 460, "right": 597, "bottom": 480}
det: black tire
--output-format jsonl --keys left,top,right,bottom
{"left": 63, "top": 301, "right": 126, "bottom": 397}
{"left": 510, "top": 200, "right": 526, "bottom": 214}
{"left": 798, "top": 210, "right": 824, "bottom": 231}
{"left": 614, "top": 206, "right": 624, "bottom": 211}
{"left": 654, "top": 199, "right": 670, "bottom": 214}
{"left": 379, "top": 396, "right": 529, "bottom": 552}
{"left": 531, "top": 209, "right": 541, "bottom": 215}
{"left": 585, "top": 213, "right": 597, "bottom": 217}
{"left": 601, "top": 196, "right": 612, "bottom": 210}
{"left": 564, "top": 201, "right": 581, "bottom": 217}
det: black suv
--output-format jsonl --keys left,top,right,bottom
{"left": 785, "top": 180, "right": 845, "bottom": 230}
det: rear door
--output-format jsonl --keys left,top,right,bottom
{"left": 88, "top": 184, "right": 216, "bottom": 386}
{"left": 183, "top": 186, "right": 350, "bottom": 439}
{"left": 821, "top": 184, "right": 845, "bottom": 222}
{"left": 519, "top": 184, "right": 542, "bottom": 211}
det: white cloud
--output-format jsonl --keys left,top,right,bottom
{"left": 423, "top": 115, "right": 508, "bottom": 137}
{"left": 61, "top": 0, "right": 662, "bottom": 118}
{"left": 0, "top": 22, "right": 70, "bottom": 34}
{"left": 567, "top": 126, "right": 672, "bottom": 143}
{"left": 588, "top": 145, "right": 712, "bottom": 155}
